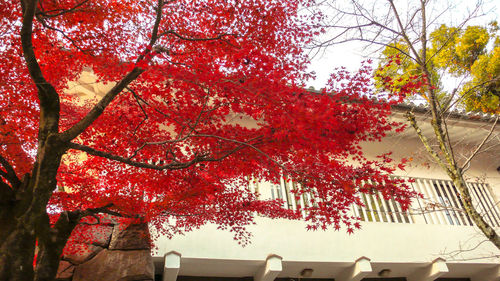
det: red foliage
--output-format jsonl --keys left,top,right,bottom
{"left": 0, "top": 0, "right": 416, "bottom": 250}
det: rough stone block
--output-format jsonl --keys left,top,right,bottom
{"left": 72, "top": 249, "right": 154, "bottom": 281}
{"left": 109, "top": 223, "right": 150, "bottom": 250}
{"left": 55, "top": 260, "right": 75, "bottom": 280}
{"left": 72, "top": 224, "right": 114, "bottom": 247}
{"left": 63, "top": 243, "right": 103, "bottom": 264}
{"left": 98, "top": 214, "right": 120, "bottom": 225}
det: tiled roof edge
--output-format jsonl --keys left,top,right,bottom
{"left": 304, "top": 87, "right": 499, "bottom": 123}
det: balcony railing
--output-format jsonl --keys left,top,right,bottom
{"left": 408, "top": 177, "right": 500, "bottom": 227}
{"left": 252, "top": 176, "right": 500, "bottom": 227}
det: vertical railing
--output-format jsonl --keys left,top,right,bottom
{"left": 468, "top": 181, "right": 500, "bottom": 227}
{"left": 253, "top": 176, "right": 499, "bottom": 226}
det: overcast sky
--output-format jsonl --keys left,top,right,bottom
{"left": 304, "top": 0, "right": 498, "bottom": 90}
{"left": 306, "top": 42, "right": 368, "bottom": 89}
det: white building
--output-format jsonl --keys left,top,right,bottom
{"left": 153, "top": 105, "right": 500, "bottom": 281}
{"left": 65, "top": 72, "right": 500, "bottom": 281}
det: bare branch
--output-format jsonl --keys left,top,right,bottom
{"left": 406, "top": 111, "right": 451, "bottom": 174}
{"left": 387, "top": 0, "right": 423, "bottom": 64}
{"left": 461, "top": 116, "right": 499, "bottom": 170}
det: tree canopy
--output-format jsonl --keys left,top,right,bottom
{"left": 320, "top": 0, "right": 500, "bottom": 251}
{"left": 375, "top": 21, "right": 500, "bottom": 113}
{"left": 0, "top": 1, "right": 414, "bottom": 280}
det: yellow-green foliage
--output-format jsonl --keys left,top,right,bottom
{"left": 374, "top": 41, "right": 441, "bottom": 98}
{"left": 463, "top": 45, "right": 500, "bottom": 112}
{"left": 376, "top": 22, "right": 500, "bottom": 113}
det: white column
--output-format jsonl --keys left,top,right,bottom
{"left": 408, "top": 258, "right": 448, "bottom": 281}
{"left": 337, "top": 256, "right": 372, "bottom": 281}
{"left": 163, "top": 251, "right": 181, "bottom": 281}
{"left": 254, "top": 254, "right": 282, "bottom": 281}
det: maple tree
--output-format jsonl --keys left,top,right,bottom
{"left": 0, "top": 1, "right": 414, "bottom": 280}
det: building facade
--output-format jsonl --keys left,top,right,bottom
{"left": 64, "top": 72, "right": 500, "bottom": 280}
{"left": 153, "top": 108, "right": 500, "bottom": 281}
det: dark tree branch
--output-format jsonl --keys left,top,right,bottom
{"left": 60, "top": 0, "right": 166, "bottom": 142}
{"left": 135, "top": 0, "right": 165, "bottom": 63}
{"left": 84, "top": 203, "right": 141, "bottom": 219}
{"left": 36, "top": 19, "right": 90, "bottom": 53}
{"left": 159, "top": 30, "right": 237, "bottom": 42}
{"left": 59, "top": 66, "right": 144, "bottom": 142}
{"left": 127, "top": 87, "right": 149, "bottom": 136}
{"left": 406, "top": 111, "right": 451, "bottom": 174}
{"left": 0, "top": 179, "right": 15, "bottom": 203}
{"left": 20, "top": 0, "right": 60, "bottom": 139}
{"left": 68, "top": 142, "right": 245, "bottom": 170}
{"left": 191, "top": 134, "right": 286, "bottom": 171}
{"left": 311, "top": 37, "right": 415, "bottom": 62}
{"left": 123, "top": 82, "right": 230, "bottom": 161}
{"left": 0, "top": 154, "right": 20, "bottom": 187}
{"left": 387, "top": 0, "right": 423, "bottom": 64}
{"left": 36, "top": 0, "right": 91, "bottom": 18}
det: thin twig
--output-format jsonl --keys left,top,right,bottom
{"left": 461, "top": 116, "right": 499, "bottom": 170}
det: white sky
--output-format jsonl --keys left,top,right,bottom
{"left": 307, "top": 42, "right": 370, "bottom": 89}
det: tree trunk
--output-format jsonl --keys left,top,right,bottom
{"left": 0, "top": 174, "right": 37, "bottom": 281}
{"left": 0, "top": 190, "right": 80, "bottom": 281}
{"left": 34, "top": 236, "right": 63, "bottom": 281}
{"left": 0, "top": 216, "right": 36, "bottom": 281}
{"left": 0, "top": 139, "right": 67, "bottom": 281}
{"left": 453, "top": 174, "right": 500, "bottom": 249}
{"left": 34, "top": 211, "right": 81, "bottom": 281}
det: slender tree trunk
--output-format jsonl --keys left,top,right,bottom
{"left": 0, "top": 191, "right": 16, "bottom": 248}
{"left": 409, "top": 109, "right": 500, "bottom": 251}
{"left": 453, "top": 173, "right": 500, "bottom": 248}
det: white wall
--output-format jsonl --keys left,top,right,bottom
{"left": 153, "top": 118, "right": 500, "bottom": 279}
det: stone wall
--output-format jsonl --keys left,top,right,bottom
{"left": 56, "top": 216, "right": 154, "bottom": 281}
